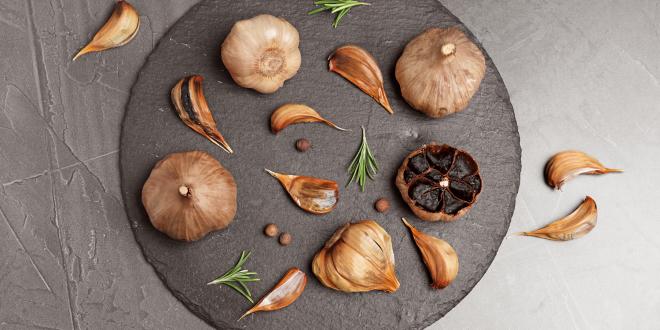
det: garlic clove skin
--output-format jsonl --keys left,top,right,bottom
{"left": 73, "top": 0, "right": 140, "bottom": 61}
{"left": 270, "top": 103, "right": 348, "bottom": 134}
{"left": 265, "top": 169, "right": 338, "bottom": 214}
{"left": 221, "top": 14, "right": 301, "bottom": 94}
{"left": 516, "top": 196, "right": 597, "bottom": 241}
{"left": 402, "top": 218, "right": 458, "bottom": 289}
{"left": 545, "top": 151, "right": 622, "bottom": 190}
{"left": 329, "top": 45, "right": 393, "bottom": 114}
{"left": 240, "top": 268, "right": 307, "bottom": 320}
{"left": 395, "top": 27, "right": 485, "bottom": 118}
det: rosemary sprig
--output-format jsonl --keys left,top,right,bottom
{"left": 308, "top": 0, "right": 371, "bottom": 28}
{"left": 347, "top": 126, "right": 378, "bottom": 191}
{"left": 207, "top": 251, "right": 260, "bottom": 303}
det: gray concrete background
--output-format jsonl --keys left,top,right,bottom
{"left": 0, "top": 0, "right": 657, "bottom": 329}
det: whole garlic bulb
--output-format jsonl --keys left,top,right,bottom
{"left": 221, "top": 14, "right": 301, "bottom": 94}
{"left": 395, "top": 27, "right": 486, "bottom": 118}
{"left": 312, "top": 220, "right": 400, "bottom": 293}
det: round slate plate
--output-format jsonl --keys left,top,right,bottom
{"left": 120, "top": 0, "right": 521, "bottom": 328}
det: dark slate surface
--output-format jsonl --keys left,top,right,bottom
{"left": 120, "top": 0, "right": 521, "bottom": 328}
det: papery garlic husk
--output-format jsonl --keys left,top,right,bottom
{"left": 240, "top": 268, "right": 307, "bottom": 320}
{"left": 395, "top": 27, "right": 485, "bottom": 118}
{"left": 517, "top": 196, "right": 597, "bottom": 241}
{"left": 312, "top": 220, "right": 400, "bottom": 293}
{"left": 265, "top": 169, "right": 338, "bottom": 214}
{"left": 270, "top": 103, "right": 347, "bottom": 134}
{"left": 171, "top": 75, "right": 233, "bottom": 154}
{"left": 401, "top": 218, "right": 458, "bottom": 289}
{"left": 545, "top": 151, "right": 622, "bottom": 190}
{"left": 73, "top": 0, "right": 140, "bottom": 60}
{"left": 329, "top": 45, "right": 393, "bottom": 114}
{"left": 141, "top": 151, "right": 237, "bottom": 241}
{"left": 221, "top": 14, "right": 301, "bottom": 94}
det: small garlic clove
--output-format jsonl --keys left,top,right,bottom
{"left": 240, "top": 268, "right": 307, "bottom": 320}
{"left": 264, "top": 169, "right": 338, "bottom": 214}
{"left": 401, "top": 218, "right": 458, "bottom": 289}
{"left": 171, "top": 75, "right": 233, "bottom": 153}
{"left": 329, "top": 45, "right": 393, "bottom": 114}
{"left": 73, "top": 0, "right": 140, "bottom": 61}
{"left": 545, "top": 151, "right": 622, "bottom": 189}
{"left": 516, "top": 196, "right": 597, "bottom": 241}
{"left": 270, "top": 103, "right": 348, "bottom": 134}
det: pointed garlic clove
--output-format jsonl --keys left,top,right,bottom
{"left": 171, "top": 75, "right": 233, "bottom": 153}
{"left": 270, "top": 103, "right": 347, "bottom": 134}
{"left": 73, "top": 0, "right": 140, "bottom": 61}
{"left": 401, "top": 218, "right": 458, "bottom": 289}
{"left": 240, "top": 268, "right": 307, "bottom": 320}
{"left": 264, "top": 169, "right": 338, "bottom": 214}
{"left": 516, "top": 196, "right": 597, "bottom": 241}
{"left": 329, "top": 45, "right": 393, "bottom": 114}
{"left": 545, "top": 150, "right": 622, "bottom": 190}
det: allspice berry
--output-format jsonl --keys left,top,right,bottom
{"left": 295, "top": 138, "right": 311, "bottom": 152}
{"left": 375, "top": 198, "right": 390, "bottom": 213}
{"left": 264, "top": 223, "right": 279, "bottom": 237}
{"left": 279, "top": 232, "right": 292, "bottom": 246}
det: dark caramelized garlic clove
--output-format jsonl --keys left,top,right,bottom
{"left": 516, "top": 196, "right": 597, "bottom": 241}
{"left": 265, "top": 169, "right": 338, "bottom": 214}
{"left": 270, "top": 103, "right": 348, "bottom": 134}
{"left": 402, "top": 218, "right": 458, "bottom": 289}
{"left": 329, "top": 45, "right": 393, "bottom": 114}
{"left": 545, "top": 151, "right": 622, "bottom": 190}
{"left": 171, "top": 75, "right": 233, "bottom": 153}
{"left": 240, "top": 268, "right": 307, "bottom": 320}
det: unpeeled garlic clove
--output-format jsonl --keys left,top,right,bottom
{"left": 545, "top": 150, "right": 622, "bottom": 189}
{"left": 265, "top": 169, "right": 338, "bottom": 214}
{"left": 516, "top": 196, "right": 597, "bottom": 241}
{"left": 73, "top": 0, "right": 140, "bottom": 61}
{"left": 401, "top": 218, "right": 458, "bottom": 289}
{"left": 171, "top": 75, "right": 233, "bottom": 153}
{"left": 270, "top": 103, "right": 348, "bottom": 134}
{"left": 240, "top": 268, "right": 307, "bottom": 320}
{"left": 329, "top": 45, "right": 393, "bottom": 114}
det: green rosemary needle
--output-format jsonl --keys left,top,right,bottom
{"left": 347, "top": 126, "right": 378, "bottom": 191}
{"left": 207, "top": 251, "right": 259, "bottom": 303}
{"left": 308, "top": 0, "right": 371, "bottom": 28}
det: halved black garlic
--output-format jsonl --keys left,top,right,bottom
{"left": 171, "top": 75, "right": 233, "bottom": 153}
{"left": 395, "top": 144, "right": 482, "bottom": 222}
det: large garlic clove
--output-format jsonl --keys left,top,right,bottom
{"left": 395, "top": 27, "right": 485, "bottom": 118}
{"left": 265, "top": 169, "right": 338, "bottom": 214}
{"left": 171, "top": 75, "right": 233, "bottom": 154}
{"left": 73, "top": 0, "right": 140, "bottom": 61}
{"left": 312, "top": 220, "right": 400, "bottom": 293}
{"left": 270, "top": 103, "right": 347, "bottom": 134}
{"left": 329, "top": 45, "right": 393, "bottom": 114}
{"left": 240, "top": 268, "right": 307, "bottom": 320}
{"left": 221, "top": 15, "right": 301, "bottom": 94}
{"left": 517, "top": 196, "right": 597, "bottom": 241}
{"left": 402, "top": 218, "right": 459, "bottom": 289}
{"left": 545, "top": 151, "right": 622, "bottom": 190}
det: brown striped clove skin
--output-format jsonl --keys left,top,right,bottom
{"left": 240, "top": 268, "right": 307, "bottom": 320}
{"left": 270, "top": 103, "right": 348, "bottom": 134}
{"left": 545, "top": 151, "right": 622, "bottom": 190}
{"left": 517, "top": 196, "right": 597, "bottom": 241}
{"left": 264, "top": 169, "right": 338, "bottom": 215}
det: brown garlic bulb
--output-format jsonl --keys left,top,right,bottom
{"left": 396, "top": 27, "right": 485, "bottom": 118}
{"left": 312, "top": 220, "right": 400, "bottom": 293}
{"left": 221, "top": 14, "right": 301, "bottom": 94}
{"left": 141, "top": 151, "right": 237, "bottom": 241}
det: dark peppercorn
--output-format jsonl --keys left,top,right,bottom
{"left": 295, "top": 138, "right": 311, "bottom": 152}
{"left": 264, "top": 223, "right": 278, "bottom": 237}
{"left": 279, "top": 232, "right": 292, "bottom": 246}
{"left": 375, "top": 198, "right": 390, "bottom": 213}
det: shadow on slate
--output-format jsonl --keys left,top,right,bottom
{"left": 120, "top": 0, "right": 521, "bottom": 329}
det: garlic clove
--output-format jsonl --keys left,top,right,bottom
{"left": 545, "top": 151, "right": 622, "bottom": 190}
{"left": 264, "top": 169, "right": 338, "bottom": 214}
{"left": 171, "top": 75, "right": 233, "bottom": 154}
{"left": 516, "top": 196, "right": 597, "bottom": 241}
{"left": 73, "top": 0, "right": 140, "bottom": 61}
{"left": 329, "top": 45, "right": 393, "bottom": 114}
{"left": 401, "top": 218, "right": 459, "bottom": 289}
{"left": 270, "top": 103, "right": 348, "bottom": 134}
{"left": 221, "top": 14, "right": 301, "bottom": 94}
{"left": 312, "top": 220, "right": 400, "bottom": 293}
{"left": 240, "top": 268, "right": 307, "bottom": 320}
